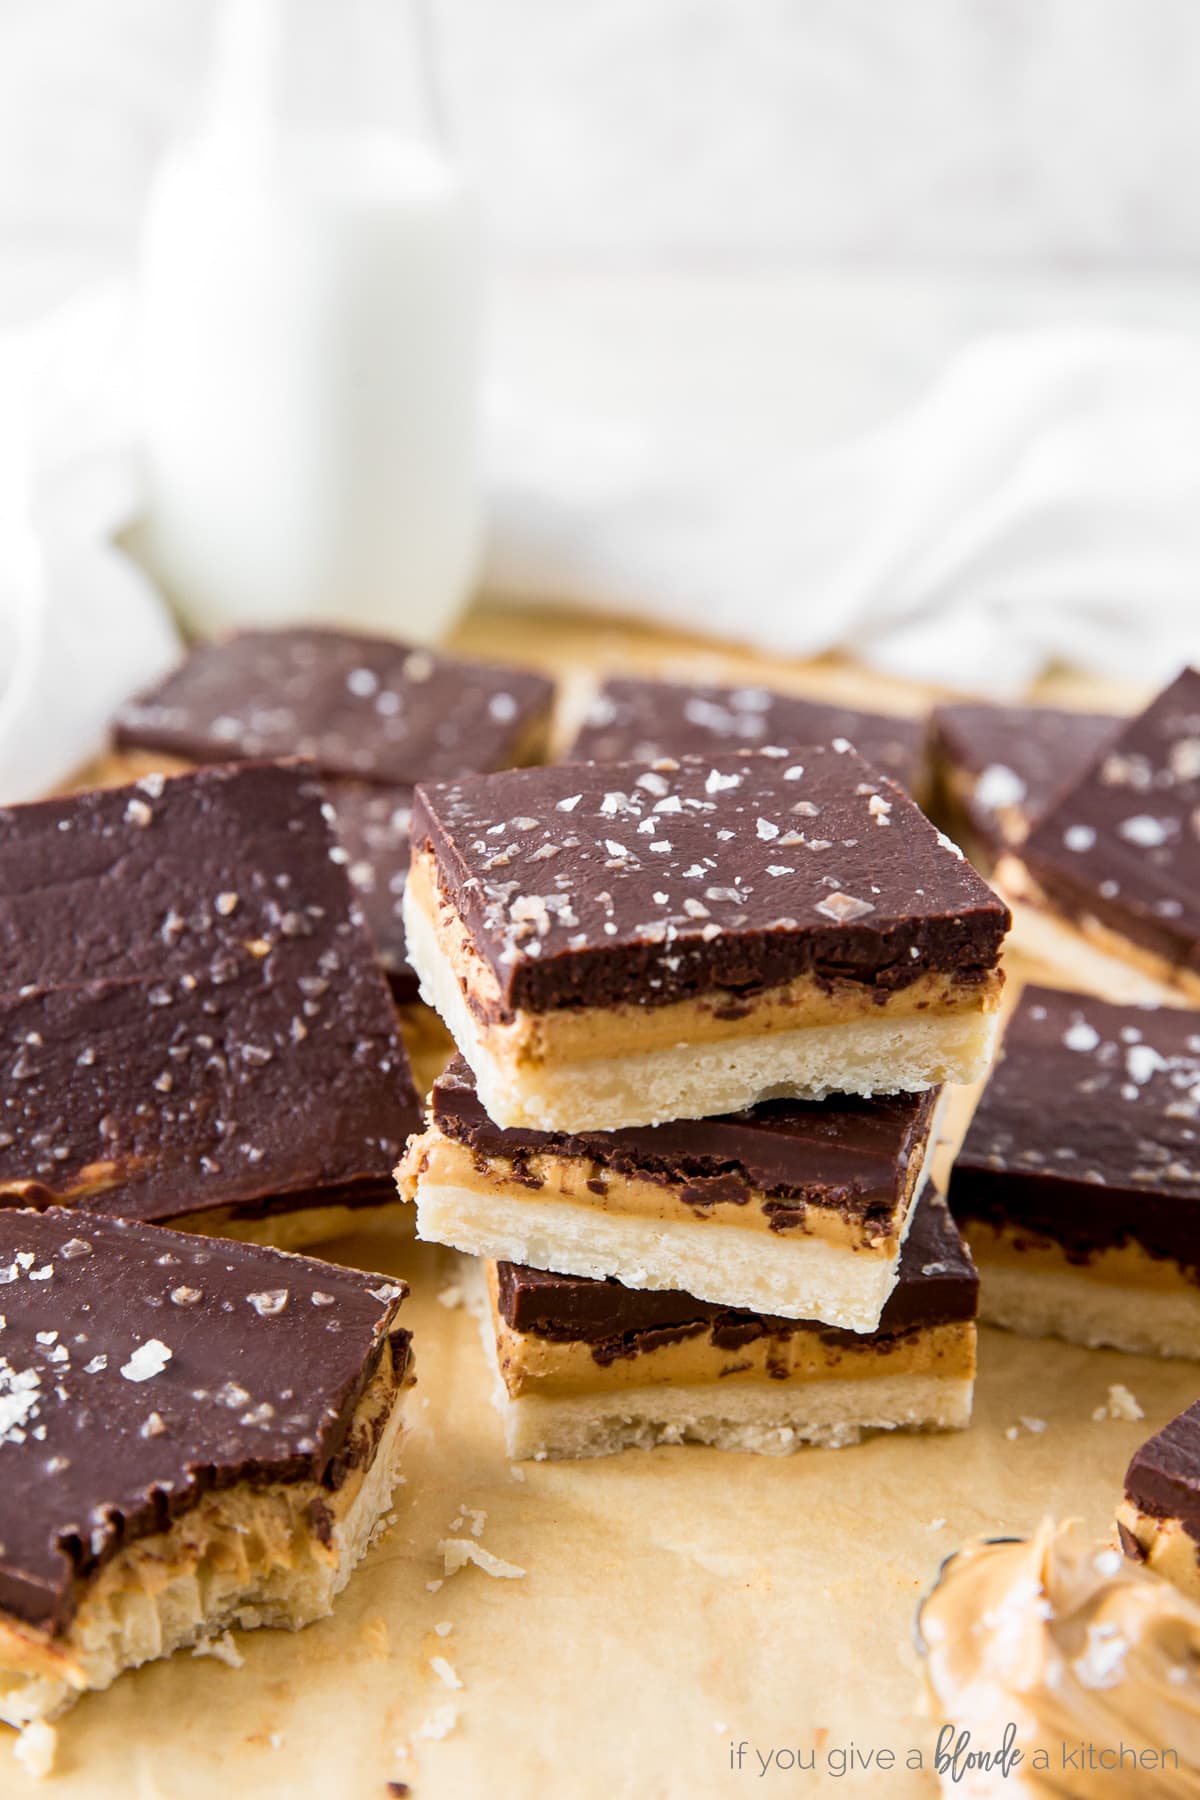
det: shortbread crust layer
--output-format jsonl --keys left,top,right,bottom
{"left": 405, "top": 855, "right": 1001, "bottom": 1128}
{"left": 1117, "top": 1504, "right": 1200, "bottom": 1605}
{"left": 963, "top": 1222, "right": 1200, "bottom": 1359}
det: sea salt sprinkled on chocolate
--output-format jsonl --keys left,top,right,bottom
{"left": 120, "top": 1339, "right": 172, "bottom": 1383}
{"left": 247, "top": 1290, "right": 289, "bottom": 1318}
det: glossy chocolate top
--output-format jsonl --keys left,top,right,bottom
{"left": 0, "top": 1208, "right": 409, "bottom": 1634}
{"left": 566, "top": 676, "right": 927, "bottom": 795}
{"left": 495, "top": 1191, "right": 976, "bottom": 1350}
{"left": 432, "top": 1055, "right": 937, "bottom": 1232}
{"left": 1018, "top": 668, "right": 1200, "bottom": 976}
{"left": 325, "top": 779, "right": 417, "bottom": 1000}
{"left": 1126, "top": 1402, "right": 1200, "bottom": 1545}
{"left": 113, "top": 628, "right": 554, "bottom": 787}
{"left": 949, "top": 985, "right": 1200, "bottom": 1275}
{"left": 412, "top": 746, "right": 1009, "bottom": 1015}
{"left": 930, "top": 703, "right": 1120, "bottom": 853}
{"left": 0, "top": 764, "right": 419, "bottom": 1223}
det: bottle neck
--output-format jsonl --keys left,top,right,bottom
{"left": 209, "top": 0, "right": 443, "bottom": 147}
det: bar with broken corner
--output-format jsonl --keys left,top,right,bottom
{"left": 106, "top": 627, "right": 556, "bottom": 1003}
{"left": 948, "top": 984, "right": 1200, "bottom": 1359}
{"left": 398, "top": 1056, "right": 943, "bottom": 1330}
{"left": 993, "top": 665, "right": 1200, "bottom": 1004}
{"left": 474, "top": 1190, "right": 977, "bottom": 1460}
{"left": 927, "top": 700, "right": 1120, "bottom": 865}
{"left": 402, "top": 745, "right": 1010, "bottom": 1132}
{"left": 0, "top": 1207, "right": 413, "bottom": 1727}
{"left": 0, "top": 762, "right": 420, "bottom": 1245}
{"left": 565, "top": 675, "right": 929, "bottom": 799}
{"left": 1119, "top": 1401, "right": 1200, "bottom": 1604}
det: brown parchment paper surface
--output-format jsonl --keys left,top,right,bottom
{"left": 6, "top": 612, "right": 1189, "bottom": 1800}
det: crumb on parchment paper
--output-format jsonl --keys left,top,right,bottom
{"left": 438, "top": 1538, "right": 526, "bottom": 1581}
{"left": 192, "top": 1629, "right": 243, "bottom": 1669}
{"left": 1093, "top": 1384, "right": 1144, "bottom": 1422}
{"left": 14, "top": 1721, "right": 57, "bottom": 1780}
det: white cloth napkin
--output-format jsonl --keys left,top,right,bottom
{"left": 0, "top": 287, "right": 179, "bottom": 804}
{"left": 484, "top": 324, "right": 1200, "bottom": 694}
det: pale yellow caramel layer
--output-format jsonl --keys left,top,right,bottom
{"left": 399, "top": 1125, "right": 913, "bottom": 1254}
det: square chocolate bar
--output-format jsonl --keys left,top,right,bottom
{"left": 404, "top": 746, "right": 1009, "bottom": 1130}
{"left": 0, "top": 1208, "right": 412, "bottom": 1725}
{"left": 567, "top": 676, "right": 927, "bottom": 797}
{"left": 1119, "top": 1402, "right": 1200, "bottom": 1603}
{"left": 475, "top": 1191, "right": 977, "bottom": 1459}
{"left": 928, "top": 702, "right": 1120, "bottom": 862}
{"left": 398, "top": 1056, "right": 943, "bottom": 1331}
{"left": 995, "top": 668, "right": 1200, "bottom": 1003}
{"left": 949, "top": 983, "right": 1200, "bottom": 1358}
{"left": 0, "top": 763, "right": 419, "bottom": 1241}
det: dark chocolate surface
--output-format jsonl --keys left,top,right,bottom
{"left": 432, "top": 1055, "right": 937, "bottom": 1234}
{"left": 413, "top": 746, "right": 1009, "bottom": 1016}
{"left": 566, "top": 677, "right": 927, "bottom": 796}
{"left": 0, "top": 1208, "right": 409, "bottom": 1634}
{"left": 112, "top": 628, "right": 554, "bottom": 787}
{"left": 0, "top": 764, "right": 419, "bottom": 1223}
{"left": 1125, "top": 1401, "right": 1200, "bottom": 1545}
{"left": 325, "top": 780, "right": 416, "bottom": 1001}
{"left": 1018, "top": 667, "right": 1200, "bottom": 977}
{"left": 929, "top": 704, "right": 1120, "bottom": 854}
{"left": 949, "top": 985, "right": 1200, "bottom": 1276}
{"left": 496, "top": 1191, "right": 977, "bottom": 1360}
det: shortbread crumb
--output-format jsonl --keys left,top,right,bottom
{"left": 192, "top": 1629, "right": 244, "bottom": 1669}
{"left": 14, "top": 1721, "right": 57, "bottom": 1780}
{"left": 438, "top": 1538, "right": 526, "bottom": 1581}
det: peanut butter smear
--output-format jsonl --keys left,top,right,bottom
{"left": 917, "top": 1520, "right": 1200, "bottom": 1796}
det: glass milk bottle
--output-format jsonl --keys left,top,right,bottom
{"left": 136, "top": 0, "right": 480, "bottom": 639}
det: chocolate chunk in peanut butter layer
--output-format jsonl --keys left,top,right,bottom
{"left": 432, "top": 1054, "right": 937, "bottom": 1240}
{"left": 0, "top": 763, "right": 419, "bottom": 1227}
{"left": 495, "top": 1190, "right": 976, "bottom": 1359}
{"left": 1014, "top": 666, "right": 1200, "bottom": 983}
{"left": 411, "top": 745, "right": 1009, "bottom": 1019}
{"left": 566, "top": 676, "right": 927, "bottom": 798}
{"left": 948, "top": 984, "right": 1200, "bottom": 1277}
{"left": 928, "top": 702, "right": 1121, "bottom": 860}
{"left": 0, "top": 1206, "right": 410, "bottom": 1636}
{"left": 112, "top": 627, "right": 554, "bottom": 788}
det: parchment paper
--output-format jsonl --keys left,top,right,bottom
{"left": 6, "top": 616, "right": 1185, "bottom": 1800}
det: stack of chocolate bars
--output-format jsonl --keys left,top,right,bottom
{"left": 398, "top": 723, "right": 1010, "bottom": 1459}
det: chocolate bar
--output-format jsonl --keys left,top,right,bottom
{"left": 566, "top": 676, "right": 927, "bottom": 797}
{"left": 0, "top": 763, "right": 419, "bottom": 1241}
{"left": 404, "top": 746, "right": 1009, "bottom": 1130}
{"left": 398, "top": 1056, "right": 943, "bottom": 1330}
{"left": 928, "top": 702, "right": 1119, "bottom": 861}
{"left": 995, "top": 668, "right": 1200, "bottom": 1003}
{"left": 948, "top": 984, "right": 1200, "bottom": 1358}
{"left": 109, "top": 628, "right": 555, "bottom": 999}
{"left": 476, "top": 1191, "right": 977, "bottom": 1458}
{"left": 1119, "top": 1402, "right": 1200, "bottom": 1603}
{"left": 0, "top": 1207, "right": 412, "bottom": 1725}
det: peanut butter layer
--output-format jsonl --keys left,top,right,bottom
{"left": 402, "top": 1059, "right": 937, "bottom": 1251}
{"left": 1124, "top": 1402, "right": 1200, "bottom": 1567}
{"left": 1118, "top": 1505, "right": 1200, "bottom": 1604}
{"left": 409, "top": 849, "right": 1004, "bottom": 1068}
{"left": 963, "top": 1222, "right": 1200, "bottom": 1295}
{"left": 410, "top": 743, "right": 1010, "bottom": 1024}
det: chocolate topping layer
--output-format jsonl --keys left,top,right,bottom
{"left": 566, "top": 676, "right": 927, "bottom": 795}
{"left": 0, "top": 763, "right": 419, "bottom": 1223}
{"left": 929, "top": 703, "right": 1120, "bottom": 854}
{"left": 112, "top": 628, "right": 555, "bottom": 787}
{"left": 432, "top": 1055, "right": 937, "bottom": 1233}
{"left": 949, "top": 985, "right": 1200, "bottom": 1276}
{"left": 1126, "top": 1402, "right": 1200, "bottom": 1546}
{"left": 496, "top": 1191, "right": 976, "bottom": 1359}
{"left": 1018, "top": 667, "right": 1200, "bottom": 976}
{"left": 0, "top": 1208, "right": 409, "bottom": 1634}
{"left": 412, "top": 746, "right": 1009, "bottom": 1017}
{"left": 325, "top": 780, "right": 417, "bottom": 1000}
